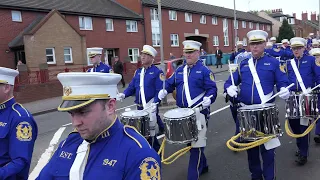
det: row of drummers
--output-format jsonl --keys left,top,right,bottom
{"left": 118, "top": 30, "right": 320, "bottom": 180}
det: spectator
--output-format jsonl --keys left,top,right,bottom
{"left": 215, "top": 47, "right": 223, "bottom": 68}
{"left": 112, "top": 56, "right": 125, "bottom": 88}
{"left": 169, "top": 53, "right": 176, "bottom": 59}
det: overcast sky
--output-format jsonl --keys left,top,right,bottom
{"left": 192, "top": 0, "right": 319, "bottom": 19}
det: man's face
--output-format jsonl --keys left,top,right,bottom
{"left": 0, "top": 84, "right": 10, "bottom": 103}
{"left": 114, "top": 57, "right": 119, "bottom": 62}
{"left": 90, "top": 55, "right": 101, "bottom": 65}
{"left": 140, "top": 53, "right": 153, "bottom": 65}
{"left": 292, "top": 46, "right": 305, "bottom": 58}
{"left": 271, "top": 40, "right": 276, "bottom": 44}
{"left": 69, "top": 99, "right": 116, "bottom": 140}
{"left": 238, "top": 45, "right": 243, "bottom": 49}
{"left": 183, "top": 50, "right": 199, "bottom": 65}
{"left": 249, "top": 41, "right": 266, "bottom": 57}
{"left": 283, "top": 43, "right": 289, "bottom": 48}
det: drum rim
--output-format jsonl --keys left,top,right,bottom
{"left": 238, "top": 103, "right": 276, "bottom": 110}
{"left": 121, "top": 110, "right": 149, "bottom": 117}
{"left": 163, "top": 108, "right": 195, "bottom": 119}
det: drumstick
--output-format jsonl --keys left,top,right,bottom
{"left": 192, "top": 95, "right": 213, "bottom": 110}
{"left": 115, "top": 104, "right": 137, "bottom": 111}
{"left": 310, "top": 84, "right": 320, "bottom": 92}
{"left": 137, "top": 102, "right": 160, "bottom": 114}
{"left": 261, "top": 83, "right": 294, "bottom": 105}
{"left": 228, "top": 60, "right": 235, "bottom": 86}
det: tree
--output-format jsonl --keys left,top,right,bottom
{"left": 277, "top": 19, "right": 295, "bottom": 43}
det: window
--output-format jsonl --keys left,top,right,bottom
{"left": 150, "top": 8, "right": 159, "bottom": 20}
{"left": 233, "top": 20, "right": 238, "bottom": 29}
{"left": 126, "top": 20, "right": 138, "bottom": 32}
{"left": 64, "top": 47, "right": 73, "bottom": 63}
{"left": 212, "top": 16, "right": 218, "bottom": 25}
{"left": 249, "top": 22, "right": 253, "bottom": 29}
{"left": 128, "top": 48, "right": 139, "bottom": 63}
{"left": 200, "top": 15, "right": 206, "bottom": 24}
{"left": 11, "top": 11, "right": 22, "bottom": 22}
{"left": 170, "top": 34, "right": 179, "bottom": 47}
{"left": 79, "top": 16, "right": 92, "bottom": 30}
{"left": 223, "top": 18, "right": 229, "bottom": 46}
{"left": 185, "top": 13, "right": 192, "bottom": 22}
{"left": 243, "top": 38, "right": 247, "bottom": 46}
{"left": 106, "top": 19, "right": 114, "bottom": 31}
{"left": 256, "top": 23, "right": 259, "bottom": 30}
{"left": 280, "top": 16, "right": 287, "bottom": 23}
{"left": 262, "top": 24, "right": 265, "bottom": 30}
{"left": 242, "top": 21, "right": 246, "bottom": 28}
{"left": 169, "top": 10, "right": 177, "bottom": 21}
{"left": 46, "top": 48, "right": 56, "bottom": 64}
{"left": 288, "top": 18, "right": 295, "bottom": 24}
{"left": 213, "top": 36, "right": 219, "bottom": 46}
{"left": 152, "top": 33, "right": 160, "bottom": 46}
{"left": 267, "top": 25, "right": 271, "bottom": 31}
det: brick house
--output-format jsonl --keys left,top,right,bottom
{"left": 116, "top": 0, "right": 272, "bottom": 60}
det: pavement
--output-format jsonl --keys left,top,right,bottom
{"left": 22, "top": 65, "right": 229, "bottom": 116}
{"left": 27, "top": 70, "right": 320, "bottom": 180}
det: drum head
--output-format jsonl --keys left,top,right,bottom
{"left": 239, "top": 103, "right": 275, "bottom": 110}
{"left": 121, "top": 110, "right": 148, "bottom": 117}
{"left": 163, "top": 108, "right": 195, "bottom": 119}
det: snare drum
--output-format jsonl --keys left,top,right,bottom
{"left": 163, "top": 108, "right": 198, "bottom": 144}
{"left": 120, "top": 110, "right": 150, "bottom": 137}
{"left": 285, "top": 93, "right": 319, "bottom": 119}
{"left": 237, "top": 103, "right": 281, "bottom": 141}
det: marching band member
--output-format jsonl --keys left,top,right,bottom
{"left": 280, "top": 39, "right": 293, "bottom": 62}
{"left": 309, "top": 48, "right": 320, "bottom": 144}
{"left": 286, "top": 37, "right": 320, "bottom": 165}
{"left": 117, "top": 45, "right": 165, "bottom": 152}
{"left": 224, "top": 30, "right": 290, "bottom": 180}
{"left": 311, "top": 39, "right": 319, "bottom": 49}
{"left": 269, "top": 37, "right": 278, "bottom": 49}
{"left": 230, "top": 41, "right": 246, "bottom": 63}
{"left": 307, "top": 33, "right": 315, "bottom": 50}
{"left": 0, "top": 67, "right": 38, "bottom": 179}
{"left": 36, "top": 73, "right": 161, "bottom": 179}
{"left": 157, "top": 40, "right": 217, "bottom": 179}
{"left": 87, "top": 47, "right": 113, "bottom": 73}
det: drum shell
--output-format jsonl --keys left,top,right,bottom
{"left": 163, "top": 108, "right": 198, "bottom": 144}
{"left": 285, "top": 94, "right": 319, "bottom": 119}
{"left": 237, "top": 104, "right": 281, "bottom": 141}
{"left": 120, "top": 113, "right": 150, "bottom": 137}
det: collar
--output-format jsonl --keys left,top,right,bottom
{"left": 294, "top": 54, "right": 305, "bottom": 61}
{"left": 186, "top": 59, "right": 200, "bottom": 68}
{"left": 94, "top": 62, "right": 103, "bottom": 68}
{"left": 143, "top": 64, "right": 153, "bottom": 70}
{"left": 0, "top": 97, "right": 15, "bottom": 111}
{"left": 252, "top": 53, "right": 265, "bottom": 61}
{"left": 88, "top": 116, "right": 122, "bottom": 144}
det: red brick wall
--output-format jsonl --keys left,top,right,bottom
{"left": 142, "top": 7, "right": 272, "bottom": 60}
{"left": 0, "top": 9, "right": 47, "bottom": 68}
{"left": 115, "top": 0, "right": 143, "bottom": 14}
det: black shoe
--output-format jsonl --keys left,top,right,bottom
{"left": 295, "top": 155, "right": 308, "bottom": 165}
{"left": 200, "top": 166, "right": 209, "bottom": 175}
{"left": 314, "top": 135, "right": 320, "bottom": 144}
{"left": 295, "top": 150, "right": 300, "bottom": 157}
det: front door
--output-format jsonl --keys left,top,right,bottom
{"left": 105, "top": 49, "right": 115, "bottom": 66}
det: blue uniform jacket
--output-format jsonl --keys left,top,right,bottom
{"left": 0, "top": 98, "right": 38, "bottom": 180}
{"left": 224, "top": 54, "right": 289, "bottom": 105}
{"left": 124, "top": 65, "right": 164, "bottom": 105}
{"left": 162, "top": 60, "right": 217, "bottom": 114}
{"left": 280, "top": 47, "right": 293, "bottom": 60}
{"left": 87, "top": 62, "right": 112, "bottom": 73}
{"left": 265, "top": 48, "right": 292, "bottom": 58}
{"left": 286, "top": 54, "right": 320, "bottom": 92}
{"left": 230, "top": 48, "right": 246, "bottom": 62}
{"left": 36, "top": 119, "right": 161, "bottom": 179}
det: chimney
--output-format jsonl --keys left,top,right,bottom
{"left": 311, "top": 12, "right": 317, "bottom": 21}
{"left": 302, "top": 12, "right": 308, "bottom": 21}
{"left": 293, "top": 13, "right": 296, "bottom": 19}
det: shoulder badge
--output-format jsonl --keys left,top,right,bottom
{"left": 279, "top": 65, "right": 286, "bottom": 73}
{"left": 316, "top": 58, "right": 320, "bottom": 67}
{"left": 140, "top": 157, "right": 161, "bottom": 180}
{"left": 273, "top": 48, "right": 280, "bottom": 52}
{"left": 210, "top": 72, "right": 215, "bottom": 81}
{"left": 159, "top": 73, "right": 165, "bottom": 81}
{"left": 16, "top": 121, "right": 32, "bottom": 141}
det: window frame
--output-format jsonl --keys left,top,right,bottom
{"left": 11, "top": 10, "right": 22, "bottom": 22}
{"left": 169, "top": 10, "right": 177, "bottom": 21}
{"left": 46, "top": 48, "right": 56, "bottom": 64}
{"left": 170, "top": 34, "right": 179, "bottom": 47}
{"left": 128, "top": 48, "right": 139, "bottom": 63}
{"left": 64, "top": 47, "right": 73, "bottom": 63}
{"left": 79, "top": 16, "right": 93, "bottom": 30}
{"left": 126, "top": 20, "right": 138, "bottom": 32}
{"left": 105, "top": 18, "right": 114, "bottom": 31}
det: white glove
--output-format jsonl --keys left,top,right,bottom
{"left": 117, "top": 93, "right": 125, "bottom": 100}
{"left": 202, "top": 97, "right": 211, "bottom": 108}
{"left": 279, "top": 87, "right": 290, "bottom": 100}
{"left": 158, "top": 89, "right": 168, "bottom": 100}
{"left": 303, "top": 87, "right": 312, "bottom": 95}
{"left": 226, "top": 85, "right": 238, "bottom": 98}
{"left": 150, "top": 103, "right": 157, "bottom": 113}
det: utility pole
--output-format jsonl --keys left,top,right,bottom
{"left": 234, "top": 0, "right": 238, "bottom": 51}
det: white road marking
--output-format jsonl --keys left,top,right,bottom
{"left": 28, "top": 126, "right": 66, "bottom": 180}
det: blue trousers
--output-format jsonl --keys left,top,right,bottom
{"left": 315, "top": 120, "right": 320, "bottom": 135}
{"left": 247, "top": 145, "right": 276, "bottom": 180}
{"left": 288, "top": 118, "right": 309, "bottom": 157}
{"left": 230, "top": 104, "right": 240, "bottom": 137}
{"left": 188, "top": 147, "right": 207, "bottom": 180}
